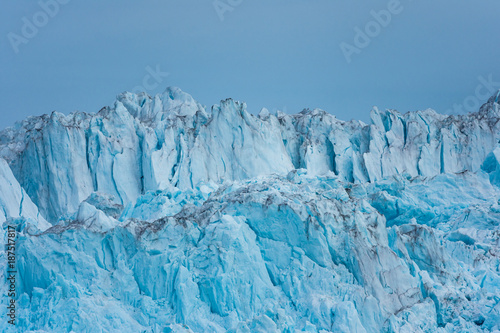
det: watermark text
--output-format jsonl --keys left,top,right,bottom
{"left": 8, "top": 0, "right": 71, "bottom": 54}
{"left": 5, "top": 225, "right": 17, "bottom": 326}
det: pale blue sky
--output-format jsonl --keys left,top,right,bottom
{"left": 1, "top": 0, "right": 500, "bottom": 129}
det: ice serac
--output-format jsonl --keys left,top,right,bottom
{"left": 0, "top": 157, "right": 49, "bottom": 230}
{"left": 0, "top": 88, "right": 295, "bottom": 223}
{"left": 0, "top": 88, "right": 499, "bottom": 332}
{"left": 2, "top": 87, "right": 499, "bottom": 223}
{"left": 482, "top": 147, "right": 500, "bottom": 187}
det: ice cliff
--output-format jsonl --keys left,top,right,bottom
{"left": 0, "top": 87, "right": 499, "bottom": 332}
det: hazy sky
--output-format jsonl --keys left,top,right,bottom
{"left": 1, "top": 0, "right": 500, "bottom": 129}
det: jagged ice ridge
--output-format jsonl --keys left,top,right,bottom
{"left": 0, "top": 87, "right": 499, "bottom": 332}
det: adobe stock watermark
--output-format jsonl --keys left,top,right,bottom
{"left": 5, "top": 225, "right": 17, "bottom": 326}
{"left": 131, "top": 65, "right": 170, "bottom": 94}
{"left": 213, "top": 0, "right": 243, "bottom": 22}
{"left": 7, "top": 0, "right": 71, "bottom": 54}
{"left": 446, "top": 75, "right": 500, "bottom": 115}
{"left": 340, "top": 0, "right": 412, "bottom": 64}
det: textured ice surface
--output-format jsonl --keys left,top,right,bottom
{"left": 0, "top": 88, "right": 499, "bottom": 332}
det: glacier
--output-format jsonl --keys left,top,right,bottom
{"left": 0, "top": 87, "right": 499, "bottom": 332}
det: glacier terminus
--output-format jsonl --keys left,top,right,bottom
{"left": 0, "top": 87, "right": 499, "bottom": 332}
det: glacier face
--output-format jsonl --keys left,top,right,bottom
{"left": 0, "top": 87, "right": 499, "bottom": 332}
